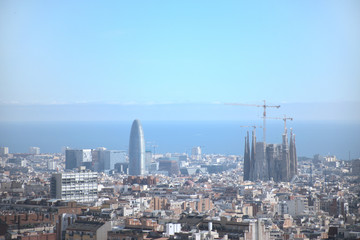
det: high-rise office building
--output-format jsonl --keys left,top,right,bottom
{"left": 89, "top": 148, "right": 127, "bottom": 172}
{"left": 104, "top": 150, "right": 126, "bottom": 171}
{"left": 0, "top": 147, "right": 9, "bottom": 155}
{"left": 128, "top": 119, "right": 145, "bottom": 175}
{"left": 29, "top": 147, "right": 40, "bottom": 155}
{"left": 145, "top": 150, "right": 152, "bottom": 174}
{"left": 91, "top": 148, "right": 103, "bottom": 172}
{"left": 47, "top": 159, "right": 56, "bottom": 170}
{"left": 65, "top": 149, "right": 92, "bottom": 170}
{"left": 352, "top": 159, "right": 360, "bottom": 176}
{"left": 191, "top": 146, "right": 202, "bottom": 160}
{"left": 50, "top": 168, "right": 98, "bottom": 202}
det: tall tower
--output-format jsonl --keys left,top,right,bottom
{"left": 289, "top": 128, "right": 298, "bottom": 178}
{"left": 129, "top": 119, "right": 145, "bottom": 175}
{"left": 289, "top": 128, "right": 295, "bottom": 178}
{"left": 250, "top": 129, "right": 256, "bottom": 180}
{"left": 191, "top": 146, "right": 202, "bottom": 160}
{"left": 281, "top": 127, "right": 290, "bottom": 181}
{"left": 243, "top": 131, "right": 251, "bottom": 181}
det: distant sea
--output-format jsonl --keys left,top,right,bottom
{"left": 0, "top": 121, "right": 359, "bottom": 160}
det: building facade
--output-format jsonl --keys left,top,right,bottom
{"left": 65, "top": 221, "right": 111, "bottom": 240}
{"left": 93, "top": 149, "right": 126, "bottom": 172}
{"left": 0, "top": 147, "right": 9, "bottom": 155}
{"left": 50, "top": 170, "right": 98, "bottom": 202}
{"left": 105, "top": 150, "right": 126, "bottom": 171}
{"left": 191, "top": 146, "right": 202, "bottom": 160}
{"left": 352, "top": 159, "right": 360, "bottom": 175}
{"left": 145, "top": 150, "right": 152, "bottom": 174}
{"left": 65, "top": 149, "right": 92, "bottom": 170}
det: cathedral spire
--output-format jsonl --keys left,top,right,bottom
{"left": 294, "top": 133, "right": 298, "bottom": 175}
{"left": 243, "top": 131, "right": 251, "bottom": 181}
{"left": 250, "top": 129, "right": 256, "bottom": 180}
{"left": 289, "top": 128, "right": 298, "bottom": 178}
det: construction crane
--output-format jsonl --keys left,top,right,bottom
{"left": 240, "top": 125, "right": 262, "bottom": 129}
{"left": 152, "top": 144, "right": 158, "bottom": 159}
{"left": 267, "top": 115, "right": 293, "bottom": 134}
{"left": 240, "top": 126, "right": 262, "bottom": 143}
{"left": 240, "top": 125, "right": 262, "bottom": 132}
{"left": 225, "top": 100, "right": 280, "bottom": 143}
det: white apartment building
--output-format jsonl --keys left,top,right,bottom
{"left": 286, "top": 196, "right": 309, "bottom": 216}
{"left": 50, "top": 170, "right": 98, "bottom": 202}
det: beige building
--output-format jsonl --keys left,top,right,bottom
{"left": 149, "top": 197, "right": 169, "bottom": 210}
{"left": 182, "top": 198, "right": 213, "bottom": 213}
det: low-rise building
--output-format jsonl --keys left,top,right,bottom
{"left": 65, "top": 221, "right": 111, "bottom": 240}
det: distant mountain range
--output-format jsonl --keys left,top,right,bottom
{"left": 0, "top": 101, "right": 359, "bottom": 122}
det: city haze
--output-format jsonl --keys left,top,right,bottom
{"left": 1, "top": 1, "right": 360, "bottom": 113}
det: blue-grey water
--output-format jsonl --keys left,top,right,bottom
{"left": 0, "top": 121, "right": 359, "bottom": 160}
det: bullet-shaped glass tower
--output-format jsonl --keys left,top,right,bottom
{"left": 128, "top": 119, "right": 145, "bottom": 175}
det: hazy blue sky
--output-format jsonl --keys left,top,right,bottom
{"left": 1, "top": 1, "right": 359, "bottom": 120}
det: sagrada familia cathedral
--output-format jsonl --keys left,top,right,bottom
{"left": 243, "top": 127, "right": 298, "bottom": 182}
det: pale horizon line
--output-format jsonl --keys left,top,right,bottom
{"left": 0, "top": 100, "right": 359, "bottom": 106}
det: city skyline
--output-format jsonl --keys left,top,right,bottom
{"left": 1, "top": 2, "right": 360, "bottom": 239}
